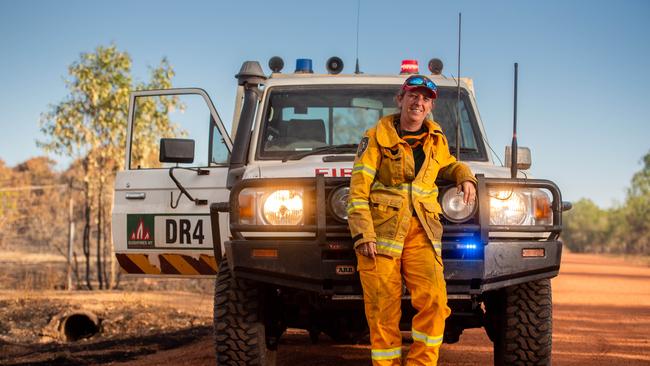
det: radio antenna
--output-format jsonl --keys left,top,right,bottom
{"left": 355, "top": 0, "right": 362, "bottom": 74}
{"left": 510, "top": 62, "right": 519, "bottom": 179}
{"left": 455, "top": 12, "right": 462, "bottom": 160}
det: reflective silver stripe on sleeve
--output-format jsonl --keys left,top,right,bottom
{"left": 347, "top": 199, "right": 370, "bottom": 213}
{"left": 352, "top": 163, "right": 376, "bottom": 179}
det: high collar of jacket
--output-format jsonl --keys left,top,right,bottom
{"left": 375, "top": 114, "right": 443, "bottom": 148}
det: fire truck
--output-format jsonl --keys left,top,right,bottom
{"left": 112, "top": 56, "right": 569, "bottom": 365}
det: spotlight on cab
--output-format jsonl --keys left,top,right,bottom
{"left": 269, "top": 56, "right": 284, "bottom": 73}
{"left": 326, "top": 56, "right": 344, "bottom": 75}
{"left": 428, "top": 58, "right": 444, "bottom": 75}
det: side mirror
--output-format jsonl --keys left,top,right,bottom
{"left": 504, "top": 146, "right": 531, "bottom": 170}
{"left": 159, "top": 138, "right": 195, "bottom": 164}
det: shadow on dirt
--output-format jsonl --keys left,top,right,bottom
{"left": 1, "top": 326, "right": 211, "bottom": 366}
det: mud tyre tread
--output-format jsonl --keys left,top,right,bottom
{"left": 213, "top": 257, "right": 269, "bottom": 365}
{"left": 488, "top": 279, "right": 553, "bottom": 366}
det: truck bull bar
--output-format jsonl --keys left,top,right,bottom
{"left": 210, "top": 174, "right": 564, "bottom": 264}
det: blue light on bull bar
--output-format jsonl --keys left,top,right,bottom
{"left": 295, "top": 58, "right": 313, "bottom": 73}
{"left": 456, "top": 243, "right": 479, "bottom": 250}
{"left": 445, "top": 240, "right": 482, "bottom": 259}
{"left": 458, "top": 242, "right": 479, "bottom": 259}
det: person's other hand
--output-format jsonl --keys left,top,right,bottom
{"left": 457, "top": 181, "right": 477, "bottom": 205}
{"left": 357, "top": 242, "right": 377, "bottom": 258}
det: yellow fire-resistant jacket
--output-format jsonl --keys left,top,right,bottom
{"left": 348, "top": 114, "right": 477, "bottom": 257}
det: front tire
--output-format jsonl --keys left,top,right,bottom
{"left": 485, "top": 279, "right": 553, "bottom": 366}
{"left": 213, "top": 257, "right": 276, "bottom": 365}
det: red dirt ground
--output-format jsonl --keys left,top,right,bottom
{"left": 2, "top": 252, "right": 649, "bottom": 365}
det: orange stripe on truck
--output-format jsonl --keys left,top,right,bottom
{"left": 201, "top": 254, "right": 218, "bottom": 272}
{"left": 161, "top": 254, "right": 200, "bottom": 275}
{"left": 116, "top": 253, "right": 218, "bottom": 275}
{"left": 128, "top": 254, "right": 162, "bottom": 275}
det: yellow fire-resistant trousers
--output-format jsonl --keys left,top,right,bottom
{"left": 357, "top": 216, "right": 451, "bottom": 366}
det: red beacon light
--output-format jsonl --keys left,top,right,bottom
{"left": 400, "top": 59, "right": 419, "bottom": 74}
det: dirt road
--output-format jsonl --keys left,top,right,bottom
{"left": 2, "top": 252, "right": 649, "bottom": 365}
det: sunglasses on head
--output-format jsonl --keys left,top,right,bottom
{"left": 405, "top": 76, "right": 436, "bottom": 90}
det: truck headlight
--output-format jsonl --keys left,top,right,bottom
{"left": 262, "top": 190, "right": 304, "bottom": 225}
{"left": 488, "top": 188, "right": 552, "bottom": 226}
{"left": 441, "top": 187, "right": 477, "bottom": 223}
{"left": 489, "top": 190, "right": 527, "bottom": 225}
{"left": 329, "top": 186, "right": 349, "bottom": 222}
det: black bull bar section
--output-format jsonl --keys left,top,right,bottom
{"left": 210, "top": 174, "right": 564, "bottom": 294}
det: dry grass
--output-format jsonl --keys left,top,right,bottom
{"left": 0, "top": 250, "right": 67, "bottom": 263}
{"left": 0, "top": 249, "right": 215, "bottom": 293}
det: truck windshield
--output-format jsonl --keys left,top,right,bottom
{"left": 258, "top": 85, "right": 486, "bottom": 160}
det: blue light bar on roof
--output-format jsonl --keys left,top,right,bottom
{"left": 295, "top": 58, "right": 313, "bottom": 73}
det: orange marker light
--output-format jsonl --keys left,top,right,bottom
{"left": 533, "top": 193, "right": 552, "bottom": 225}
{"left": 239, "top": 194, "right": 254, "bottom": 223}
{"left": 252, "top": 249, "right": 278, "bottom": 258}
{"left": 522, "top": 248, "right": 545, "bottom": 257}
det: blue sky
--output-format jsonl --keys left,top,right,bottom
{"left": 0, "top": 0, "right": 648, "bottom": 208}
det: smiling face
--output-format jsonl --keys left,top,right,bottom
{"left": 397, "top": 89, "right": 435, "bottom": 128}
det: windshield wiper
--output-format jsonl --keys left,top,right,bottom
{"left": 282, "top": 144, "right": 358, "bottom": 162}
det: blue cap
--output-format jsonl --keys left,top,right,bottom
{"left": 295, "top": 58, "right": 313, "bottom": 73}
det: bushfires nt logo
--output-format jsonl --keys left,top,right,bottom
{"left": 127, "top": 214, "right": 154, "bottom": 247}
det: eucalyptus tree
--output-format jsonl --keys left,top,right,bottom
{"left": 39, "top": 44, "right": 182, "bottom": 288}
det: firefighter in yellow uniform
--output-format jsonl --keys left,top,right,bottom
{"left": 348, "top": 75, "right": 477, "bottom": 365}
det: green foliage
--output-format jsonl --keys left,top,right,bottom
{"left": 38, "top": 44, "right": 182, "bottom": 171}
{"left": 563, "top": 199, "right": 609, "bottom": 253}
{"left": 563, "top": 150, "right": 650, "bottom": 255}
{"left": 619, "top": 151, "right": 650, "bottom": 254}
{"left": 629, "top": 152, "right": 650, "bottom": 197}
{"left": 130, "top": 88, "right": 185, "bottom": 169}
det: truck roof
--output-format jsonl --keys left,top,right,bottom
{"left": 264, "top": 73, "right": 475, "bottom": 96}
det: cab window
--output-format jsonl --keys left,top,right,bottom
{"left": 258, "top": 85, "right": 486, "bottom": 160}
{"left": 261, "top": 87, "right": 394, "bottom": 155}
{"left": 129, "top": 94, "right": 230, "bottom": 169}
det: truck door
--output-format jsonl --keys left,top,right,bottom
{"left": 112, "top": 88, "right": 232, "bottom": 277}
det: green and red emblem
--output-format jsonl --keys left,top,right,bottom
{"left": 127, "top": 214, "right": 155, "bottom": 247}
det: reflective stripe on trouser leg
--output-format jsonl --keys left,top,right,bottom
{"left": 357, "top": 252, "right": 403, "bottom": 366}
{"left": 371, "top": 347, "right": 402, "bottom": 362}
{"left": 401, "top": 216, "right": 451, "bottom": 366}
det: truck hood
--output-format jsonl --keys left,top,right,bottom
{"left": 243, "top": 156, "right": 530, "bottom": 180}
